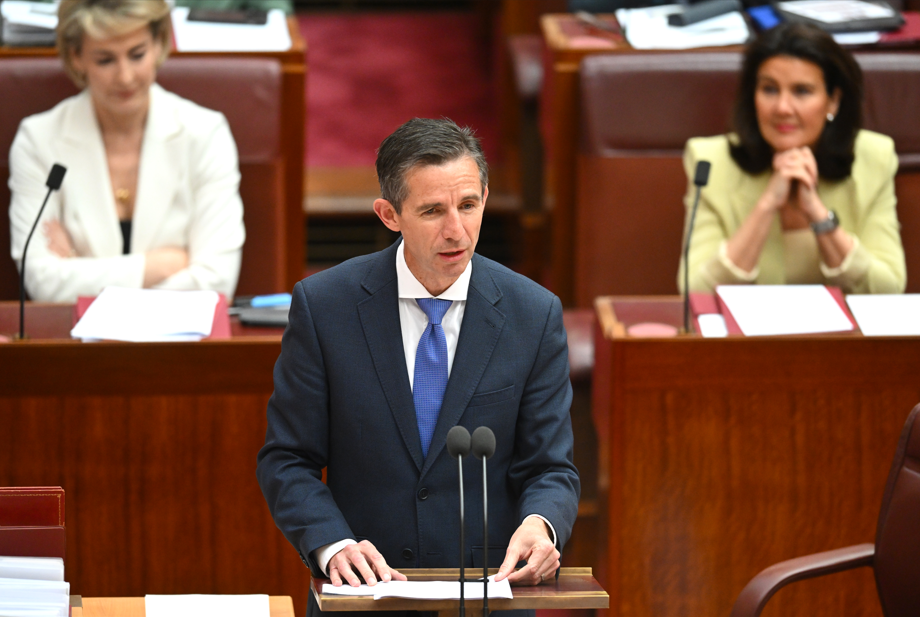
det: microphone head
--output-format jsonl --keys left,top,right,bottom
{"left": 446, "top": 425, "right": 471, "bottom": 459}
{"left": 46, "top": 164, "right": 67, "bottom": 191}
{"left": 470, "top": 426, "right": 496, "bottom": 460}
{"left": 693, "top": 160, "right": 711, "bottom": 188}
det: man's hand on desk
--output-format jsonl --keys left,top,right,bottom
{"left": 494, "top": 517, "right": 559, "bottom": 586}
{"left": 327, "top": 540, "right": 407, "bottom": 587}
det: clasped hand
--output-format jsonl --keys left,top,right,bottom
{"left": 328, "top": 518, "right": 559, "bottom": 588}
{"left": 763, "top": 147, "right": 827, "bottom": 222}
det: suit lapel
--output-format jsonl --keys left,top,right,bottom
{"left": 132, "top": 84, "right": 181, "bottom": 253}
{"left": 357, "top": 243, "right": 424, "bottom": 471}
{"left": 421, "top": 255, "right": 505, "bottom": 477}
{"left": 60, "top": 91, "right": 121, "bottom": 257}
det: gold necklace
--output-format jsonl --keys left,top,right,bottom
{"left": 115, "top": 188, "right": 131, "bottom": 206}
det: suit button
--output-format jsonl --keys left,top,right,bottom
{"left": 417, "top": 487, "right": 429, "bottom": 500}
{"left": 402, "top": 549, "right": 414, "bottom": 561}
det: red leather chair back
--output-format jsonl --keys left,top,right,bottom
{"left": 0, "top": 56, "right": 286, "bottom": 300}
{"left": 874, "top": 402, "right": 920, "bottom": 617}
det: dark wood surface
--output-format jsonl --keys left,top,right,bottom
{"left": 312, "top": 567, "right": 608, "bottom": 613}
{"left": 592, "top": 296, "right": 920, "bottom": 617}
{"left": 0, "top": 17, "right": 306, "bottom": 292}
{"left": 0, "top": 304, "right": 313, "bottom": 615}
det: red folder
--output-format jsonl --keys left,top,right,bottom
{"left": 73, "top": 293, "right": 231, "bottom": 339}
{"left": 690, "top": 286, "right": 857, "bottom": 335}
{"left": 0, "top": 487, "right": 66, "bottom": 559}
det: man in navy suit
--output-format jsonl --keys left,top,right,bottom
{"left": 257, "top": 119, "right": 580, "bottom": 614}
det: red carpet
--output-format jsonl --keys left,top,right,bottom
{"left": 298, "top": 12, "right": 500, "bottom": 167}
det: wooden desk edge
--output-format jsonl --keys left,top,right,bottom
{"left": 76, "top": 596, "right": 293, "bottom": 617}
{"left": 312, "top": 567, "right": 608, "bottom": 612}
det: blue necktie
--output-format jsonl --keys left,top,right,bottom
{"left": 414, "top": 298, "right": 452, "bottom": 458}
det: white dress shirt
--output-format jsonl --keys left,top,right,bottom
{"left": 315, "top": 242, "right": 555, "bottom": 575}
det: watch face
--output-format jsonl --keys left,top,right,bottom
{"left": 812, "top": 211, "right": 839, "bottom": 235}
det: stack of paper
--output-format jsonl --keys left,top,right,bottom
{"left": 171, "top": 7, "right": 292, "bottom": 52}
{"left": 616, "top": 4, "right": 750, "bottom": 50}
{"left": 322, "top": 576, "right": 513, "bottom": 600}
{"left": 70, "top": 287, "right": 219, "bottom": 342}
{"left": 145, "top": 594, "right": 270, "bottom": 617}
{"left": 1, "top": 1, "right": 58, "bottom": 46}
{"left": 846, "top": 294, "right": 920, "bottom": 336}
{"left": 0, "top": 556, "right": 69, "bottom": 617}
{"left": 716, "top": 285, "right": 855, "bottom": 336}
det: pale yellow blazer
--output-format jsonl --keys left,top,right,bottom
{"left": 8, "top": 84, "right": 246, "bottom": 302}
{"left": 678, "top": 130, "right": 906, "bottom": 294}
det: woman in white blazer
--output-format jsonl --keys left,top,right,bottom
{"left": 8, "top": 0, "right": 245, "bottom": 303}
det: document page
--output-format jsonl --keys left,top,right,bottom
{"left": 70, "top": 287, "right": 218, "bottom": 342}
{"left": 322, "top": 575, "right": 513, "bottom": 600}
{"left": 172, "top": 7, "right": 292, "bottom": 52}
{"left": 716, "top": 285, "right": 854, "bottom": 336}
{"left": 145, "top": 594, "right": 269, "bottom": 617}
{"left": 616, "top": 4, "right": 749, "bottom": 50}
{"left": 846, "top": 294, "right": 920, "bottom": 336}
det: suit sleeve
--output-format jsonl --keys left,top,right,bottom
{"left": 509, "top": 294, "right": 580, "bottom": 550}
{"left": 822, "top": 135, "right": 906, "bottom": 294}
{"left": 154, "top": 114, "right": 245, "bottom": 299}
{"left": 8, "top": 121, "right": 146, "bottom": 302}
{"left": 256, "top": 281, "right": 355, "bottom": 577}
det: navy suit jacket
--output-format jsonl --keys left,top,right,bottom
{"left": 257, "top": 241, "right": 580, "bottom": 614}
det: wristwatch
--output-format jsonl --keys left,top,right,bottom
{"left": 810, "top": 210, "right": 839, "bottom": 235}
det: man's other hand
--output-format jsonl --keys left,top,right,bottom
{"left": 494, "top": 517, "right": 560, "bottom": 586}
{"left": 328, "top": 540, "right": 408, "bottom": 587}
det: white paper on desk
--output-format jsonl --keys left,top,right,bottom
{"left": 70, "top": 287, "right": 218, "bottom": 342}
{"left": 171, "top": 7, "right": 292, "bottom": 52}
{"left": 0, "top": 1, "right": 59, "bottom": 30}
{"left": 777, "top": 0, "right": 895, "bottom": 23}
{"left": 846, "top": 294, "right": 920, "bottom": 336}
{"left": 145, "top": 594, "right": 269, "bottom": 617}
{"left": 0, "top": 556, "right": 64, "bottom": 581}
{"left": 834, "top": 30, "right": 881, "bottom": 44}
{"left": 616, "top": 4, "right": 750, "bottom": 50}
{"left": 716, "top": 285, "right": 854, "bottom": 336}
{"left": 697, "top": 313, "right": 728, "bottom": 338}
{"left": 322, "top": 576, "right": 513, "bottom": 601}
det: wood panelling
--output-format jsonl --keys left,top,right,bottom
{"left": 593, "top": 297, "right": 920, "bottom": 617}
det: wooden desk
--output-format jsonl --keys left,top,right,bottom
{"left": 312, "top": 567, "right": 607, "bottom": 617}
{"left": 592, "top": 296, "right": 920, "bottom": 617}
{"left": 72, "top": 595, "right": 294, "bottom": 617}
{"left": 0, "top": 17, "right": 307, "bottom": 291}
{"left": 0, "top": 304, "right": 314, "bottom": 615}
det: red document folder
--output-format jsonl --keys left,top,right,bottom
{"left": 689, "top": 286, "right": 857, "bottom": 335}
{"left": 73, "top": 293, "right": 231, "bottom": 339}
{"left": 0, "top": 487, "right": 66, "bottom": 559}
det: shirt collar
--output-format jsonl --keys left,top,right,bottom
{"left": 396, "top": 240, "right": 471, "bottom": 301}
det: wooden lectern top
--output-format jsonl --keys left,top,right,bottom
{"left": 311, "top": 567, "right": 608, "bottom": 616}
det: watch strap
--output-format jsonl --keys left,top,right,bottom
{"left": 811, "top": 210, "right": 839, "bottom": 235}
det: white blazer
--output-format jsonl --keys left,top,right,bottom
{"left": 8, "top": 83, "right": 245, "bottom": 302}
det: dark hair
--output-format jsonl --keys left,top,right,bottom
{"left": 730, "top": 22, "right": 863, "bottom": 179}
{"left": 376, "top": 118, "right": 488, "bottom": 213}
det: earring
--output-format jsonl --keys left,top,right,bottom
{"left": 827, "top": 112, "right": 835, "bottom": 122}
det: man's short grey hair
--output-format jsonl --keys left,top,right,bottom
{"left": 376, "top": 118, "right": 488, "bottom": 214}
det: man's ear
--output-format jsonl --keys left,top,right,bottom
{"left": 482, "top": 185, "right": 489, "bottom": 210}
{"left": 373, "top": 198, "right": 401, "bottom": 233}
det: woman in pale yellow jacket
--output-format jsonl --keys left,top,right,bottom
{"left": 679, "top": 23, "right": 906, "bottom": 294}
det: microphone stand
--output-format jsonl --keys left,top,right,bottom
{"left": 682, "top": 160, "right": 710, "bottom": 334}
{"left": 446, "top": 426, "right": 471, "bottom": 617}
{"left": 18, "top": 164, "right": 67, "bottom": 340}
{"left": 471, "top": 426, "right": 496, "bottom": 616}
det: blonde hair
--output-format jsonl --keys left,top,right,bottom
{"left": 57, "top": 0, "right": 172, "bottom": 88}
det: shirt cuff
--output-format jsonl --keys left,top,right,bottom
{"left": 717, "top": 240, "right": 759, "bottom": 282}
{"left": 315, "top": 538, "right": 357, "bottom": 576}
{"left": 819, "top": 234, "right": 860, "bottom": 278}
{"left": 524, "top": 514, "right": 557, "bottom": 547}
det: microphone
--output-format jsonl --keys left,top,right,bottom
{"left": 447, "top": 425, "right": 471, "bottom": 617}
{"left": 682, "top": 160, "right": 710, "bottom": 334}
{"left": 471, "top": 426, "right": 496, "bottom": 615}
{"left": 18, "top": 164, "right": 67, "bottom": 340}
